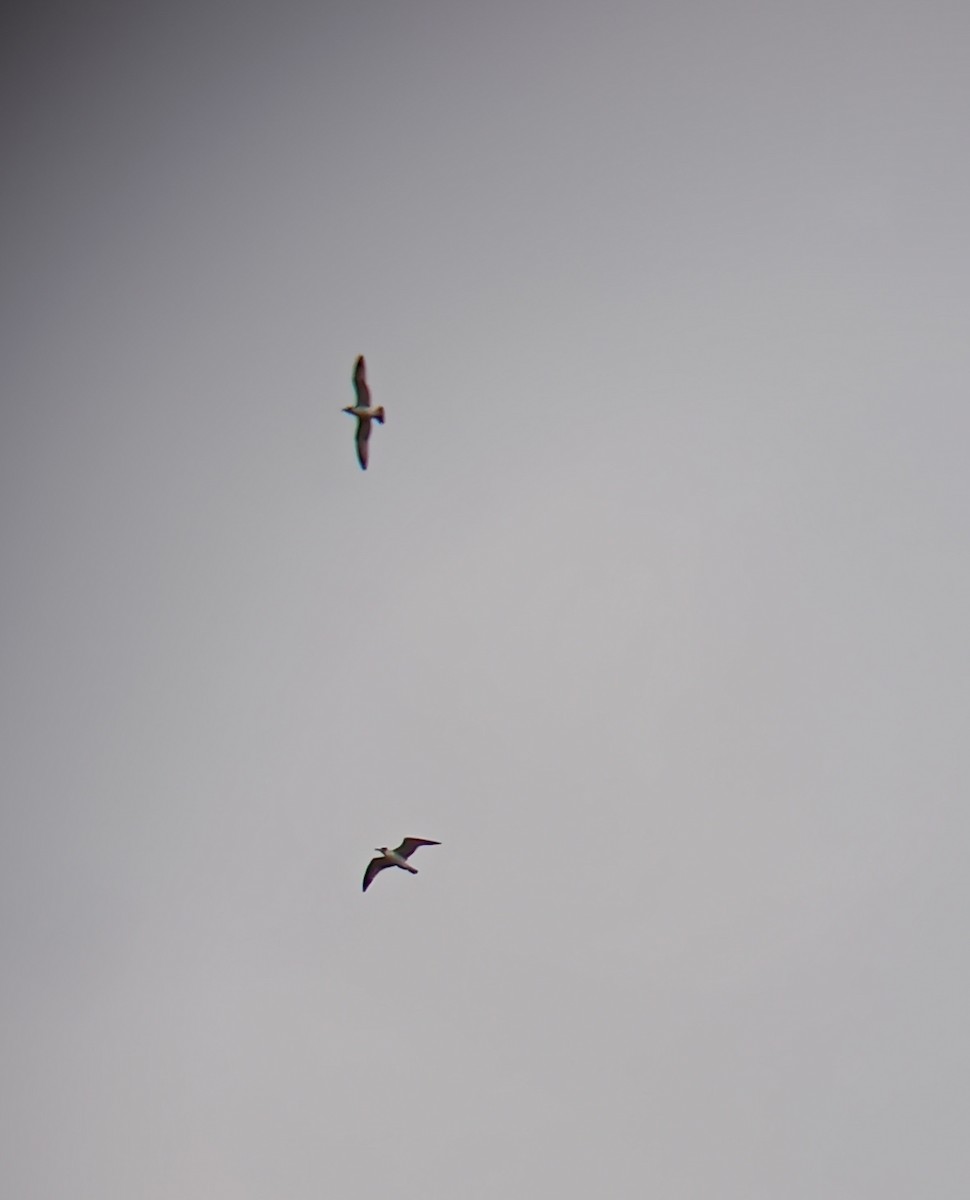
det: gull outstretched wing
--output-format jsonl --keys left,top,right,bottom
{"left": 394, "top": 837, "right": 441, "bottom": 860}
{"left": 355, "top": 417, "right": 371, "bottom": 470}
{"left": 353, "top": 355, "right": 370, "bottom": 406}
{"left": 362, "top": 855, "right": 393, "bottom": 892}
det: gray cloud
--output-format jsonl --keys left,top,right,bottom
{"left": 2, "top": 1, "right": 969, "bottom": 1196}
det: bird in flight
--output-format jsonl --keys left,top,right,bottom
{"left": 362, "top": 837, "right": 440, "bottom": 892}
{"left": 342, "top": 355, "right": 385, "bottom": 470}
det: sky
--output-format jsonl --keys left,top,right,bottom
{"left": 2, "top": 1, "right": 969, "bottom": 1195}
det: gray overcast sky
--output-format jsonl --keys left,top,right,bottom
{"left": 2, "top": 1, "right": 969, "bottom": 1195}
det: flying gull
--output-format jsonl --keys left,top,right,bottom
{"left": 342, "top": 354, "right": 385, "bottom": 470}
{"left": 362, "top": 837, "right": 440, "bottom": 892}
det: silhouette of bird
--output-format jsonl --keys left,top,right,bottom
{"left": 342, "top": 355, "right": 385, "bottom": 469}
{"left": 362, "top": 837, "right": 440, "bottom": 892}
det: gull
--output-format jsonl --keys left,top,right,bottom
{"left": 342, "top": 355, "right": 385, "bottom": 470}
{"left": 362, "top": 837, "right": 440, "bottom": 892}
